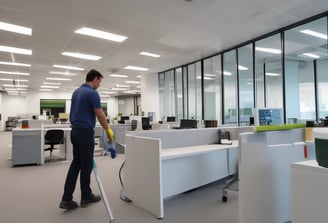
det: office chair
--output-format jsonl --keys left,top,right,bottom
{"left": 315, "top": 138, "right": 328, "bottom": 168}
{"left": 44, "top": 129, "right": 64, "bottom": 162}
{"left": 131, "top": 120, "right": 137, "bottom": 131}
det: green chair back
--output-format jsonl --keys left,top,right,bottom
{"left": 315, "top": 138, "right": 328, "bottom": 168}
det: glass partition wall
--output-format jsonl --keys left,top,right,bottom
{"left": 159, "top": 13, "right": 328, "bottom": 126}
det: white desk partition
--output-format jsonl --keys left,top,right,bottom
{"left": 123, "top": 127, "right": 243, "bottom": 219}
{"left": 291, "top": 160, "right": 328, "bottom": 223}
{"left": 125, "top": 135, "right": 163, "bottom": 218}
{"left": 239, "top": 128, "right": 314, "bottom": 223}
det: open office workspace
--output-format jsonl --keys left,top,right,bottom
{"left": 1, "top": 1, "right": 328, "bottom": 223}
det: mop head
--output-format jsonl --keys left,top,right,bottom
{"left": 105, "top": 142, "right": 116, "bottom": 159}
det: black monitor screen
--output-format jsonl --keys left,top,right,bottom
{"left": 141, "top": 117, "right": 150, "bottom": 130}
{"left": 166, "top": 116, "right": 176, "bottom": 122}
{"left": 180, "top": 119, "right": 197, "bottom": 129}
{"left": 120, "top": 116, "right": 130, "bottom": 121}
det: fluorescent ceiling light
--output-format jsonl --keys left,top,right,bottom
{"left": 124, "top": 90, "right": 138, "bottom": 94}
{"left": 53, "top": 65, "right": 84, "bottom": 71}
{"left": 5, "top": 87, "right": 26, "bottom": 91}
{"left": 62, "top": 52, "right": 102, "bottom": 61}
{"left": 0, "top": 78, "right": 28, "bottom": 82}
{"left": 111, "top": 87, "right": 128, "bottom": 91}
{"left": 0, "top": 21, "right": 32, "bottom": 35}
{"left": 0, "top": 61, "right": 31, "bottom": 67}
{"left": 125, "top": 80, "right": 140, "bottom": 84}
{"left": 3, "top": 84, "right": 28, "bottom": 87}
{"left": 49, "top": 71, "right": 78, "bottom": 76}
{"left": 204, "top": 73, "right": 216, "bottom": 77}
{"left": 102, "top": 91, "right": 117, "bottom": 94}
{"left": 40, "top": 85, "right": 60, "bottom": 88}
{"left": 39, "top": 89, "right": 53, "bottom": 91}
{"left": 255, "top": 47, "right": 281, "bottom": 54}
{"left": 43, "top": 82, "right": 61, "bottom": 85}
{"left": 266, "top": 72, "right": 280, "bottom": 76}
{"left": 139, "top": 51, "right": 161, "bottom": 58}
{"left": 46, "top": 77, "right": 71, "bottom": 81}
{"left": 300, "top": 29, "right": 328, "bottom": 40}
{"left": 136, "top": 75, "right": 141, "bottom": 78}
{"left": 0, "top": 71, "right": 29, "bottom": 76}
{"left": 0, "top": 45, "right": 32, "bottom": 55}
{"left": 302, "top": 53, "right": 320, "bottom": 59}
{"left": 197, "top": 76, "right": 213, "bottom": 80}
{"left": 116, "top": 84, "right": 130, "bottom": 88}
{"left": 238, "top": 65, "right": 249, "bottom": 70}
{"left": 223, "top": 71, "right": 232, "bottom": 76}
{"left": 75, "top": 27, "right": 127, "bottom": 42}
{"left": 124, "top": 66, "right": 149, "bottom": 71}
{"left": 109, "top": 74, "right": 128, "bottom": 78}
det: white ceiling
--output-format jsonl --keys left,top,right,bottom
{"left": 0, "top": 0, "right": 327, "bottom": 96}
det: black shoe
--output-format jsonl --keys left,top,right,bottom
{"left": 80, "top": 194, "right": 101, "bottom": 207}
{"left": 59, "top": 200, "right": 78, "bottom": 210}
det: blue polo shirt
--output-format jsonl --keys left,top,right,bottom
{"left": 69, "top": 83, "right": 101, "bottom": 129}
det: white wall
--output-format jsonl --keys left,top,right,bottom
{"left": 1, "top": 94, "right": 28, "bottom": 130}
{"left": 0, "top": 73, "right": 159, "bottom": 130}
{"left": 141, "top": 72, "right": 160, "bottom": 122}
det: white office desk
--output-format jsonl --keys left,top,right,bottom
{"left": 12, "top": 127, "right": 72, "bottom": 166}
{"left": 162, "top": 142, "right": 238, "bottom": 160}
{"left": 124, "top": 128, "right": 239, "bottom": 219}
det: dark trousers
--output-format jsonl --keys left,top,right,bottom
{"left": 62, "top": 127, "right": 94, "bottom": 201}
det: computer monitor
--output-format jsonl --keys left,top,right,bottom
{"left": 120, "top": 116, "right": 129, "bottom": 121}
{"left": 141, "top": 117, "right": 151, "bottom": 130}
{"left": 179, "top": 119, "right": 197, "bottom": 129}
{"left": 119, "top": 116, "right": 129, "bottom": 124}
{"left": 255, "top": 108, "right": 283, "bottom": 126}
{"left": 166, "top": 116, "right": 176, "bottom": 122}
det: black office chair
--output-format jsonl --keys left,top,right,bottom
{"left": 44, "top": 129, "right": 64, "bottom": 162}
{"left": 131, "top": 120, "right": 137, "bottom": 131}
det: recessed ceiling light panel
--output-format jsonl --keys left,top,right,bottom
{"left": 75, "top": 27, "right": 127, "bottom": 42}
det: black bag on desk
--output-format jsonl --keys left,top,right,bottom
{"left": 218, "top": 129, "right": 230, "bottom": 144}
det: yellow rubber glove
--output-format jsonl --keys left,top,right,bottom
{"left": 106, "top": 128, "right": 115, "bottom": 143}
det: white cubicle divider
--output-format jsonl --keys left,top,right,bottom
{"left": 289, "top": 127, "right": 328, "bottom": 223}
{"left": 123, "top": 127, "right": 252, "bottom": 219}
{"left": 290, "top": 160, "right": 328, "bottom": 223}
{"left": 238, "top": 128, "right": 314, "bottom": 223}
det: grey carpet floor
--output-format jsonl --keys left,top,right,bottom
{"left": 0, "top": 131, "right": 238, "bottom": 223}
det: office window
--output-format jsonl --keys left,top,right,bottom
{"left": 183, "top": 65, "right": 188, "bottom": 119}
{"left": 187, "top": 61, "right": 202, "bottom": 120}
{"left": 175, "top": 67, "right": 184, "bottom": 120}
{"left": 238, "top": 44, "right": 254, "bottom": 124}
{"left": 255, "top": 34, "right": 283, "bottom": 109}
{"left": 158, "top": 70, "right": 176, "bottom": 119}
{"left": 223, "top": 50, "right": 238, "bottom": 124}
{"left": 285, "top": 17, "right": 327, "bottom": 121}
{"left": 40, "top": 99, "right": 66, "bottom": 118}
{"left": 158, "top": 73, "right": 165, "bottom": 119}
{"left": 203, "top": 55, "right": 221, "bottom": 121}
{"left": 165, "top": 70, "right": 176, "bottom": 117}
{"left": 317, "top": 59, "right": 328, "bottom": 119}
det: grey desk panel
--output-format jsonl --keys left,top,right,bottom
{"left": 12, "top": 129, "right": 42, "bottom": 166}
